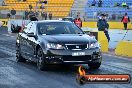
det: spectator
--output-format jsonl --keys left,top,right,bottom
{"left": 43, "top": 0, "right": 47, "bottom": 4}
{"left": 29, "top": 11, "right": 38, "bottom": 21}
{"left": 93, "top": 12, "right": 97, "bottom": 19}
{"left": 29, "top": 4, "right": 33, "bottom": 10}
{"left": 83, "top": 13, "right": 87, "bottom": 21}
{"left": 41, "top": 11, "right": 45, "bottom": 20}
{"left": 122, "top": 2, "right": 127, "bottom": 8}
{"left": 34, "top": 10, "right": 39, "bottom": 17}
{"left": 35, "top": 2, "right": 38, "bottom": 10}
{"left": 98, "top": 0, "right": 102, "bottom": 7}
{"left": 28, "top": 10, "right": 34, "bottom": 15}
{"left": 25, "top": 9, "right": 29, "bottom": 20}
{"left": 28, "top": 10, "right": 35, "bottom": 19}
{"left": 44, "top": 12, "right": 47, "bottom": 20}
{"left": 91, "top": 0, "right": 96, "bottom": 6}
{"left": 38, "top": 0, "right": 41, "bottom": 3}
{"left": 74, "top": 15, "right": 82, "bottom": 28}
{"left": 40, "top": 2, "right": 45, "bottom": 9}
{"left": 40, "top": 0, "right": 47, "bottom": 10}
{"left": 97, "top": 14, "right": 110, "bottom": 42}
{"left": 114, "top": 2, "right": 120, "bottom": 7}
{"left": 41, "top": 12, "right": 47, "bottom": 20}
{"left": 121, "top": 13, "right": 130, "bottom": 30}
{"left": 30, "top": 15, "right": 38, "bottom": 21}
{"left": 7, "top": 12, "right": 11, "bottom": 19}
{"left": 129, "top": 5, "right": 132, "bottom": 9}
{"left": 11, "top": 8, "right": 16, "bottom": 19}
{"left": 48, "top": 12, "right": 52, "bottom": 20}
{"left": 2, "top": 1, "right": 6, "bottom": 6}
{"left": 112, "top": 14, "right": 116, "bottom": 20}
{"left": 0, "top": 21, "right": 3, "bottom": 27}
{"left": 97, "top": 12, "right": 102, "bottom": 19}
{"left": 77, "top": 12, "right": 80, "bottom": 16}
{"left": 127, "top": 6, "right": 130, "bottom": 9}
{"left": 117, "top": 3, "right": 120, "bottom": 7}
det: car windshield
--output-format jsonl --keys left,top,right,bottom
{"left": 37, "top": 22, "right": 84, "bottom": 35}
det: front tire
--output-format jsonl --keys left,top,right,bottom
{"left": 16, "top": 45, "right": 26, "bottom": 62}
{"left": 88, "top": 62, "right": 101, "bottom": 69}
{"left": 88, "top": 53, "right": 102, "bottom": 69}
{"left": 37, "top": 48, "right": 47, "bottom": 71}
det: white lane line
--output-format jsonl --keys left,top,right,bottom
{"left": 103, "top": 53, "right": 132, "bottom": 61}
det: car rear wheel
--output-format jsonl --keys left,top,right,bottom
{"left": 16, "top": 45, "right": 26, "bottom": 62}
{"left": 88, "top": 62, "right": 101, "bottom": 69}
{"left": 37, "top": 48, "right": 47, "bottom": 71}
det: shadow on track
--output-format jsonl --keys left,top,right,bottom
{"left": 16, "top": 60, "right": 102, "bottom": 75}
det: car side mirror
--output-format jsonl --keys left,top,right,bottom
{"left": 23, "top": 26, "right": 27, "bottom": 29}
{"left": 27, "top": 33, "right": 36, "bottom": 37}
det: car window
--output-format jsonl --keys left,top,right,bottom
{"left": 37, "top": 22, "right": 84, "bottom": 35}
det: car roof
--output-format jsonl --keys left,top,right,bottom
{"left": 33, "top": 20, "right": 71, "bottom": 24}
{"left": 63, "top": 17, "right": 74, "bottom": 18}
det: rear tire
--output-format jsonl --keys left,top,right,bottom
{"left": 37, "top": 48, "right": 47, "bottom": 71}
{"left": 16, "top": 45, "right": 26, "bottom": 62}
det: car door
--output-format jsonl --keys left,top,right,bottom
{"left": 26, "top": 23, "right": 38, "bottom": 61}
{"left": 20, "top": 22, "right": 32, "bottom": 59}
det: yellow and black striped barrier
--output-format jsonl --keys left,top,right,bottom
{"left": 115, "top": 41, "right": 132, "bottom": 57}
{"left": 0, "top": 19, "right": 8, "bottom": 27}
{"left": 82, "top": 22, "right": 132, "bottom": 29}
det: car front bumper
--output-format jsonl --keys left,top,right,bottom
{"left": 43, "top": 48, "right": 102, "bottom": 64}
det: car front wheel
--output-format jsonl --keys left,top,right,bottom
{"left": 16, "top": 45, "right": 26, "bottom": 62}
{"left": 37, "top": 48, "right": 47, "bottom": 71}
{"left": 88, "top": 62, "right": 101, "bottom": 69}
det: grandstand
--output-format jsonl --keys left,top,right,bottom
{"left": 85, "top": 0, "right": 132, "bottom": 19}
{"left": 0, "top": 0, "right": 131, "bottom": 20}
{"left": 0, "top": 0, "right": 74, "bottom": 18}
{"left": 70, "top": 0, "right": 87, "bottom": 18}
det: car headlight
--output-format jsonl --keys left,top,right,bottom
{"left": 17, "top": 39, "right": 20, "bottom": 43}
{"left": 47, "top": 43, "right": 65, "bottom": 49}
{"left": 89, "top": 42, "right": 100, "bottom": 49}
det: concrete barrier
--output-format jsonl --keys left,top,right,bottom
{"left": 82, "top": 22, "right": 132, "bottom": 29}
{"left": 115, "top": 41, "right": 132, "bottom": 57}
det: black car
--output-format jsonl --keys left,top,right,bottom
{"left": 16, "top": 20, "right": 102, "bottom": 71}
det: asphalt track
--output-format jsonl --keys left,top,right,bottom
{"left": 0, "top": 27, "right": 132, "bottom": 88}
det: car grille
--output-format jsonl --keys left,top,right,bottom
{"left": 66, "top": 44, "right": 88, "bottom": 50}
{"left": 63, "top": 56, "right": 91, "bottom": 61}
